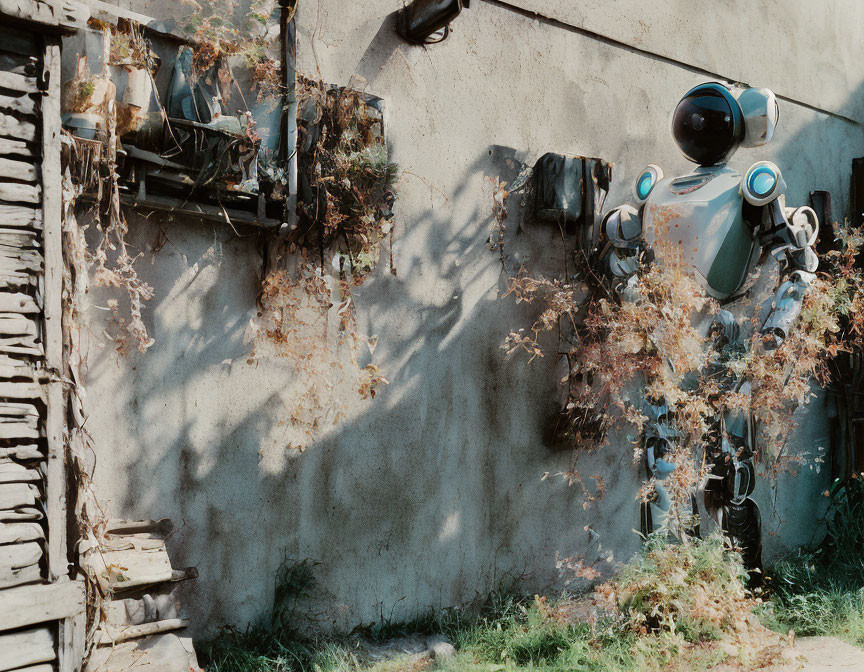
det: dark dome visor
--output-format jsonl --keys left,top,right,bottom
{"left": 672, "top": 85, "right": 743, "bottom": 165}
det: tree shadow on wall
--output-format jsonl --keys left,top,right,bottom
{"left": 88, "top": 137, "right": 640, "bottom": 636}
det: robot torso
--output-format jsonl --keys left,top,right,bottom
{"left": 642, "top": 166, "right": 760, "bottom": 300}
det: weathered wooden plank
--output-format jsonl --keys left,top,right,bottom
{"left": 0, "top": 422, "right": 40, "bottom": 440}
{"left": 0, "top": 357, "right": 37, "bottom": 380}
{"left": 0, "top": 157, "right": 37, "bottom": 182}
{"left": 0, "top": 580, "right": 86, "bottom": 631}
{"left": 59, "top": 609, "right": 86, "bottom": 672}
{"left": 84, "top": 542, "right": 174, "bottom": 592}
{"left": 0, "top": 0, "right": 56, "bottom": 26}
{"left": 0, "top": 254, "right": 43, "bottom": 289}
{"left": 0, "top": 401, "right": 39, "bottom": 417}
{"left": 0, "top": 315, "right": 41, "bottom": 354}
{"left": 0, "top": 460, "right": 40, "bottom": 483}
{"left": 0, "top": 245, "right": 44, "bottom": 269}
{"left": 0, "top": 137, "right": 34, "bottom": 160}
{"left": 0, "top": 205, "right": 42, "bottom": 229}
{"left": 0, "top": 112, "right": 37, "bottom": 141}
{"left": 0, "top": 313, "right": 38, "bottom": 335}
{"left": 0, "top": 381, "right": 44, "bottom": 399}
{"left": 0, "top": 71, "right": 39, "bottom": 95}
{"left": 0, "top": 560, "right": 40, "bottom": 588}
{"left": 0, "top": 92, "right": 37, "bottom": 118}
{"left": 0, "top": 626, "right": 54, "bottom": 671}
{"left": 0, "top": 181, "right": 39, "bottom": 204}
{"left": 0, "top": 251, "right": 42, "bottom": 270}
{"left": 97, "top": 618, "right": 189, "bottom": 646}
{"left": 0, "top": 292, "right": 39, "bottom": 313}
{"left": 0, "top": 481, "right": 39, "bottom": 508}
{"left": 41, "top": 41, "right": 65, "bottom": 585}
{"left": 0, "top": 540, "right": 42, "bottom": 572}
{"left": 0, "top": 506, "right": 41, "bottom": 521}
{"left": 0, "top": 521, "right": 43, "bottom": 544}
{"left": 0, "top": 225, "right": 39, "bottom": 240}
{"left": 0, "top": 338, "right": 40, "bottom": 356}
{"left": 0, "top": 445, "right": 41, "bottom": 460}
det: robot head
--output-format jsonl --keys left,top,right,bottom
{"left": 671, "top": 82, "right": 779, "bottom": 166}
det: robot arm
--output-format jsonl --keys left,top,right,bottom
{"left": 742, "top": 162, "right": 819, "bottom": 349}
{"left": 601, "top": 165, "right": 663, "bottom": 280}
{"left": 603, "top": 204, "right": 643, "bottom": 278}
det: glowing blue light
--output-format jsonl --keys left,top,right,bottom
{"left": 637, "top": 172, "right": 654, "bottom": 199}
{"left": 748, "top": 166, "right": 777, "bottom": 197}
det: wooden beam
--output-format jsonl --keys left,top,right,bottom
{"left": 0, "top": 71, "right": 39, "bottom": 96}
{"left": 0, "top": 626, "right": 54, "bottom": 672}
{"left": 0, "top": 579, "right": 86, "bottom": 631}
{"left": 0, "top": 292, "right": 40, "bottom": 313}
{"left": 0, "top": 181, "right": 40, "bottom": 204}
{"left": 0, "top": 461, "right": 41, "bottom": 482}
{"left": 0, "top": 113, "right": 37, "bottom": 142}
{"left": 0, "top": 93, "right": 37, "bottom": 117}
{"left": 0, "top": 158, "right": 37, "bottom": 183}
{"left": 0, "top": 481, "right": 40, "bottom": 508}
{"left": 0, "top": 445, "right": 42, "bottom": 460}
{"left": 41, "top": 40, "right": 66, "bottom": 583}
{"left": 0, "top": 562, "right": 40, "bottom": 588}
{"left": 97, "top": 618, "right": 189, "bottom": 646}
{"left": 0, "top": 521, "right": 43, "bottom": 543}
{"left": 59, "top": 609, "right": 86, "bottom": 672}
{"left": 0, "top": 540, "right": 42, "bottom": 572}
{"left": 0, "top": 138, "right": 35, "bottom": 160}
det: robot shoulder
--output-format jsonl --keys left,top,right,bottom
{"left": 741, "top": 160, "right": 786, "bottom": 206}
{"left": 633, "top": 164, "right": 664, "bottom": 204}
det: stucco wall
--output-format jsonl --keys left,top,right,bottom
{"left": 82, "top": 0, "right": 864, "bottom": 635}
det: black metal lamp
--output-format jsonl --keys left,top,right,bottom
{"left": 397, "top": 0, "right": 470, "bottom": 45}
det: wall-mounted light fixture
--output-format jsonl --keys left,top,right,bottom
{"left": 397, "top": 0, "right": 470, "bottom": 45}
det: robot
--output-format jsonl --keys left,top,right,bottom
{"left": 601, "top": 82, "right": 820, "bottom": 577}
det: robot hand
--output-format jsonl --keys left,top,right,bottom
{"left": 759, "top": 270, "right": 815, "bottom": 350}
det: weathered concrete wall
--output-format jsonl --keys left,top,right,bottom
{"left": 83, "top": 0, "right": 864, "bottom": 635}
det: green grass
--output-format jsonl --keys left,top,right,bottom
{"left": 764, "top": 476, "right": 864, "bottom": 646}
{"left": 199, "top": 593, "right": 723, "bottom": 672}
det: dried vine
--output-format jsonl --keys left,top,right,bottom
{"left": 495, "top": 178, "right": 864, "bottom": 518}
{"left": 247, "top": 76, "right": 397, "bottom": 450}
